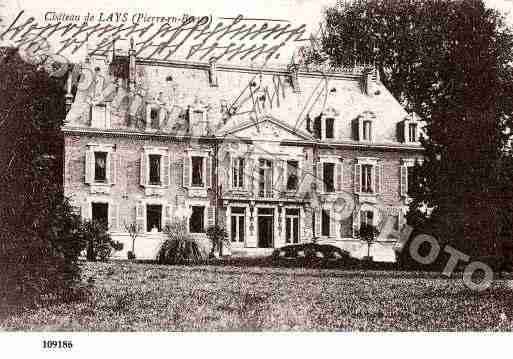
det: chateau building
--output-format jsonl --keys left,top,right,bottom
{"left": 63, "top": 44, "right": 424, "bottom": 261}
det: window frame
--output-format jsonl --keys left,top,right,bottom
{"left": 230, "top": 206, "right": 246, "bottom": 244}
{"left": 357, "top": 111, "right": 376, "bottom": 143}
{"left": 361, "top": 164, "right": 374, "bottom": 194}
{"left": 285, "top": 159, "right": 300, "bottom": 191}
{"left": 142, "top": 146, "right": 169, "bottom": 189}
{"left": 86, "top": 143, "right": 115, "bottom": 187}
{"left": 231, "top": 157, "right": 245, "bottom": 190}
{"left": 148, "top": 154, "right": 162, "bottom": 185}
{"left": 94, "top": 151, "right": 108, "bottom": 183}
{"left": 355, "top": 157, "right": 381, "bottom": 195}
{"left": 191, "top": 156, "right": 205, "bottom": 188}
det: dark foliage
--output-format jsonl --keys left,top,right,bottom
{"left": 158, "top": 219, "right": 204, "bottom": 264}
{"left": 82, "top": 220, "right": 123, "bottom": 262}
{"left": 0, "top": 48, "right": 84, "bottom": 310}
{"left": 320, "top": 0, "right": 513, "bottom": 257}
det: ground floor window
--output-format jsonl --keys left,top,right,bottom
{"left": 321, "top": 209, "right": 330, "bottom": 237}
{"left": 285, "top": 208, "right": 300, "bottom": 244}
{"left": 230, "top": 207, "right": 245, "bottom": 243}
{"left": 147, "top": 204, "right": 162, "bottom": 232}
{"left": 190, "top": 206, "right": 205, "bottom": 233}
{"left": 92, "top": 202, "right": 108, "bottom": 228}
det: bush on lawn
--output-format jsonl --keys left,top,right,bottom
{"left": 158, "top": 218, "right": 204, "bottom": 264}
{"left": 272, "top": 243, "right": 353, "bottom": 264}
{"left": 82, "top": 220, "right": 123, "bottom": 261}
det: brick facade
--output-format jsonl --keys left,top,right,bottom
{"left": 63, "top": 50, "right": 423, "bottom": 261}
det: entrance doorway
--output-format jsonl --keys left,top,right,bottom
{"left": 257, "top": 207, "right": 274, "bottom": 248}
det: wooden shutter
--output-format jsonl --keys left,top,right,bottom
{"left": 375, "top": 164, "right": 382, "bottom": 193}
{"left": 352, "top": 118, "right": 360, "bottom": 141}
{"left": 400, "top": 165, "right": 408, "bottom": 196}
{"left": 397, "top": 120, "right": 405, "bottom": 143}
{"left": 205, "top": 156, "right": 211, "bottom": 188}
{"left": 354, "top": 164, "right": 361, "bottom": 193}
{"left": 109, "top": 203, "right": 118, "bottom": 231}
{"left": 245, "top": 157, "right": 253, "bottom": 192}
{"left": 336, "top": 161, "right": 343, "bottom": 192}
{"left": 108, "top": 152, "right": 117, "bottom": 185}
{"left": 207, "top": 206, "right": 215, "bottom": 227}
{"left": 140, "top": 152, "right": 146, "bottom": 186}
{"left": 183, "top": 155, "right": 190, "bottom": 187}
{"left": 162, "top": 153, "right": 170, "bottom": 186}
{"left": 164, "top": 204, "right": 172, "bottom": 229}
{"left": 136, "top": 202, "right": 145, "bottom": 232}
{"left": 329, "top": 210, "right": 336, "bottom": 238}
{"left": 316, "top": 162, "right": 323, "bottom": 192}
{"left": 85, "top": 150, "right": 93, "bottom": 184}
{"left": 275, "top": 159, "right": 285, "bottom": 192}
{"left": 173, "top": 158, "right": 183, "bottom": 187}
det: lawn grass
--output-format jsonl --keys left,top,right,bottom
{"left": 1, "top": 261, "right": 513, "bottom": 331}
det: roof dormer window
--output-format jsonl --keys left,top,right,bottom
{"left": 353, "top": 111, "right": 376, "bottom": 142}
{"left": 399, "top": 114, "right": 422, "bottom": 144}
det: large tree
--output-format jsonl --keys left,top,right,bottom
{"left": 0, "top": 47, "right": 83, "bottom": 311}
{"left": 317, "top": 0, "right": 513, "bottom": 257}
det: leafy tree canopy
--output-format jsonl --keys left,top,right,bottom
{"left": 317, "top": 0, "right": 513, "bottom": 256}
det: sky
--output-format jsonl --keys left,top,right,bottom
{"left": 1, "top": 0, "right": 512, "bottom": 63}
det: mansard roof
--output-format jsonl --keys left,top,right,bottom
{"left": 65, "top": 54, "right": 413, "bottom": 145}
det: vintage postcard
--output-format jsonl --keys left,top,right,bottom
{"left": 1, "top": 0, "right": 513, "bottom": 356}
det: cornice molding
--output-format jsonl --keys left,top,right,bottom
{"left": 62, "top": 126, "right": 424, "bottom": 152}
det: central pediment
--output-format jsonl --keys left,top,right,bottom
{"left": 217, "top": 116, "right": 314, "bottom": 142}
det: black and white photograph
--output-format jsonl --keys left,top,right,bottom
{"left": 1, "top": 0, "right": 513, "bottom": 356}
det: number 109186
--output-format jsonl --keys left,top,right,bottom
{"left": 42, "top": 340, "right": 73, "bottom": 349}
